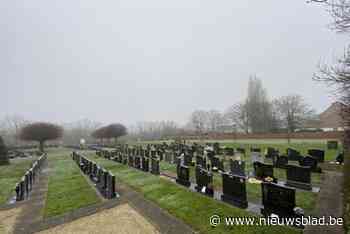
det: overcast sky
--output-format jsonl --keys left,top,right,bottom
{"left": 1, "top": 0, "right": 348, "bottom": 126}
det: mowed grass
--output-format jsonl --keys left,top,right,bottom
{"left": 43, "top": 149, "right": 101, "bottom": 218}
{"left": 0, "top": 157, "right": 36, "bottom": 205}
{"left": 84, "top": 152, "right": 300, "bottom": 234}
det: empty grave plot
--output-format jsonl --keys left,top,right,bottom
{"left": 85, "top": 151, "right": 300, "bottom": 234}
{"left": 0, "top": 156, "right": 37, "bottom": 205}
{"left": 43, "top": 149, "right": 101, "bottom": 218}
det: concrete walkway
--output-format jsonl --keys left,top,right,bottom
{"left": 13, "top": 160, "right": 50, "bottom": 234}
{"left": 304, "top": 170, "right": 344, "bottom": 234}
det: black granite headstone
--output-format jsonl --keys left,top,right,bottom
{"left": 221, "top": 172, "right": 248, "bottom": 208}
{"left": 230, "top": 160, "right": 245, "bottom": 177}
{"left": 285, "top": 165, "right": 312, "bottom": 190}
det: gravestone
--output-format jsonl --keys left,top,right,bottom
{"left": 261, "top": 182, "right": 298, "bottom": 218}
{"left": 275, "top": 155, "right": 288, "bottom": 169}
{"left": 142, "top": 157, "right": 149, "bottom": 172}
{"left": 221, "top": 172, "right": 248, "bottom": 208}
{"left": 299, "top": 156, "right": 321, "bottom": 173}
{"left": 253, "top": 162, "right": 275, "bottom": 181}
{"left": 336, "top": 152, "right": 344, "bottom": 164}
{"left": 285, "top": 165, "right": 312, "bottom": 190}
{"left": 251, "top": 152, "right": 263, "bottom": 163}
{"left": 308, "top": 149, "right": 325, "bottom": 163}
{"left": 128, "top": 155, "right": 134, "bottom": 167}
{"left": 230, "top": 160, "right": 245, "bottom": 177}
{"left": 265, "top": 147, "right": 278, "bottom": 159}
{"left": 224, "top": 147, "right": 234, "bottom": 156}
{"left": 0, "top": 136, "right": 9, "bottom": 165}
{"left": 287, "top": 148, "right": 302, "bottom": 161}
{"left": 176, "top": 165, "right": 191, "bottom": 187}
{"left": 218, "top": 159, "right": 225, "bottom": 172}
{"left": 151, "top": 158, "right": 160, "bottom": 175}
{"left": 106, "top": 172, "right": 116, "bottom": 199}
{"left": 327, "top": 141, "right": 338, "bottom": 150}
{"left": 184, "top": 154, "right": 192, "bottom": 166}
{"left": 211, "top": 157, "right": 220, "bottom": 172}
{"left": 195, "top": 166, "right": 214, "bottom": 196}
{"left": 196, "top": 156, "right": 206, "bottom": 168}
{"left": 134, "top": 156, "right": 141, "bottom": 169}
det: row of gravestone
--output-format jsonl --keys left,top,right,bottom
{"left": 14, "top": 153, "right": 47, "bottom": 201}
{"left": 96, "top": 150, "right": 161, "bottom": 175}
{"left": 72, "top": 152, "right": 116, "bottom": 199}
{"left": 96, "top": 146, "right": 307, "bottom": 220}
{"left": 176, "top": 162, "right": 304, "bottom": 220}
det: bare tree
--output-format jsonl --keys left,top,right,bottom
{"left": 189, "top": 110, "right": 208, "bottom": 134}
{"left": 311, "top": 0, "right": 350, "bottom": 33}
{"left": 1, "top": 115, "right": 29, "bottom": 146}
{"left": 206, "top": 110, "right": 223, "bottom": 132}
{"left": 274, "top": 95, "right": 315, "bottom": 143}
{"left": 224, "top": 103, "right": 250, "bottom": 133}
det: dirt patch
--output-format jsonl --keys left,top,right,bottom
{"left": 0, "top": 208, "right": 22, "bottom": 234}
{"left": 36, "top": 203, "right": 159, "bottom": 234}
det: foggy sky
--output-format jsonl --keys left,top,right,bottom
{"left": 1, "top": 0, "right": 348, "bottom": 126}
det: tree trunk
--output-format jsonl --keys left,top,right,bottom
{"left": 287, "top": 129, "right": 291, "bottom": 145}
{"left": 39, "top": 141, "right": 44, "bottom": 152}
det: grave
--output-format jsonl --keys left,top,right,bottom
{"left": 261, "top": 182, "right": 299, "bottom": 218}
{"left": 195, "top": 166, "right": 214, "bottom": 196}
{"left": 299, "top": 156, "right": 321, "bottom": 173}
{"left": 308, "top": 149, "right": 325, "bottom": 163}
{"left": 176, "top": 165, "right": 191, "bottom": 187}
{"left": 285, "top": 165, "right": 312, "bottom": 190}
{"left": 184, "top": 154, "right": 192, "bottom": 166}
{"left": 128, "top": 156, "right": 134, "bottom": 167}
{"left": 265, "top": 147, "right": 278, "bottom": 159}
{"left": 253, "top": 162, "right": 275, "bottom": 182}
{"left": 287, "top": 148, "right": 302, "bottom": 161}
{"left": 275, "top": 155, "right": 289, "bottom": 169}
{"left": 196, "top": 156, "right": 206, "bottom": 169}
{"left": 211, "top": 157, "right": 220, "bottom": 172}
{"left": 151, "top": 158, "right": 160, "bottom": 175}
{"left": 230, "top": 160, "right": 245, "bottom": 177}
{"left": 134, "top": 156, "right": 141, "bottom": 170}
{"left": 141, "top": 157, "right": 149, "bottom": 172}
{"left": 221, "top": 172, "right": 248, "bottom": 208}
{"left": 224, "top": 147, "right": 234, "bottom": 156}
{"left": 336, "top": 152, "right": 344, "bottom": 164}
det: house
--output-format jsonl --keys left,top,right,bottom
{"left": 303, "top": 102, "right": 345, "bottom": 131}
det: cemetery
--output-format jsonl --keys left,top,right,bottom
{"left": 1, "top": 1, "right": 349, "bottom": 233}
{"left": 0, "top": 129, "right": 346, "bottom": 234}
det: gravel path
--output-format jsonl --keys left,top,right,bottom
{"left": 36, "top": 204, "right": 159, "bottom": 234}
{"left": 0, "top": 207, "right": 22, "bottom": 234}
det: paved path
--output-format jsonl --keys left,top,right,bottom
{"left": 13, "top": 160, "right": 50, "bottom": 234}
{"left": 304, "top": 170, "right": 344, "bottom": 234}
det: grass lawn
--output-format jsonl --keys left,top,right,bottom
{"left": 43, "top": 149, "right": 101, "bottom": 218}
{"left": 84, "top": 152, "right": 301, "bottom": 234}
{"left": 0, "top": 157, "right": 36, "bottom": 205}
